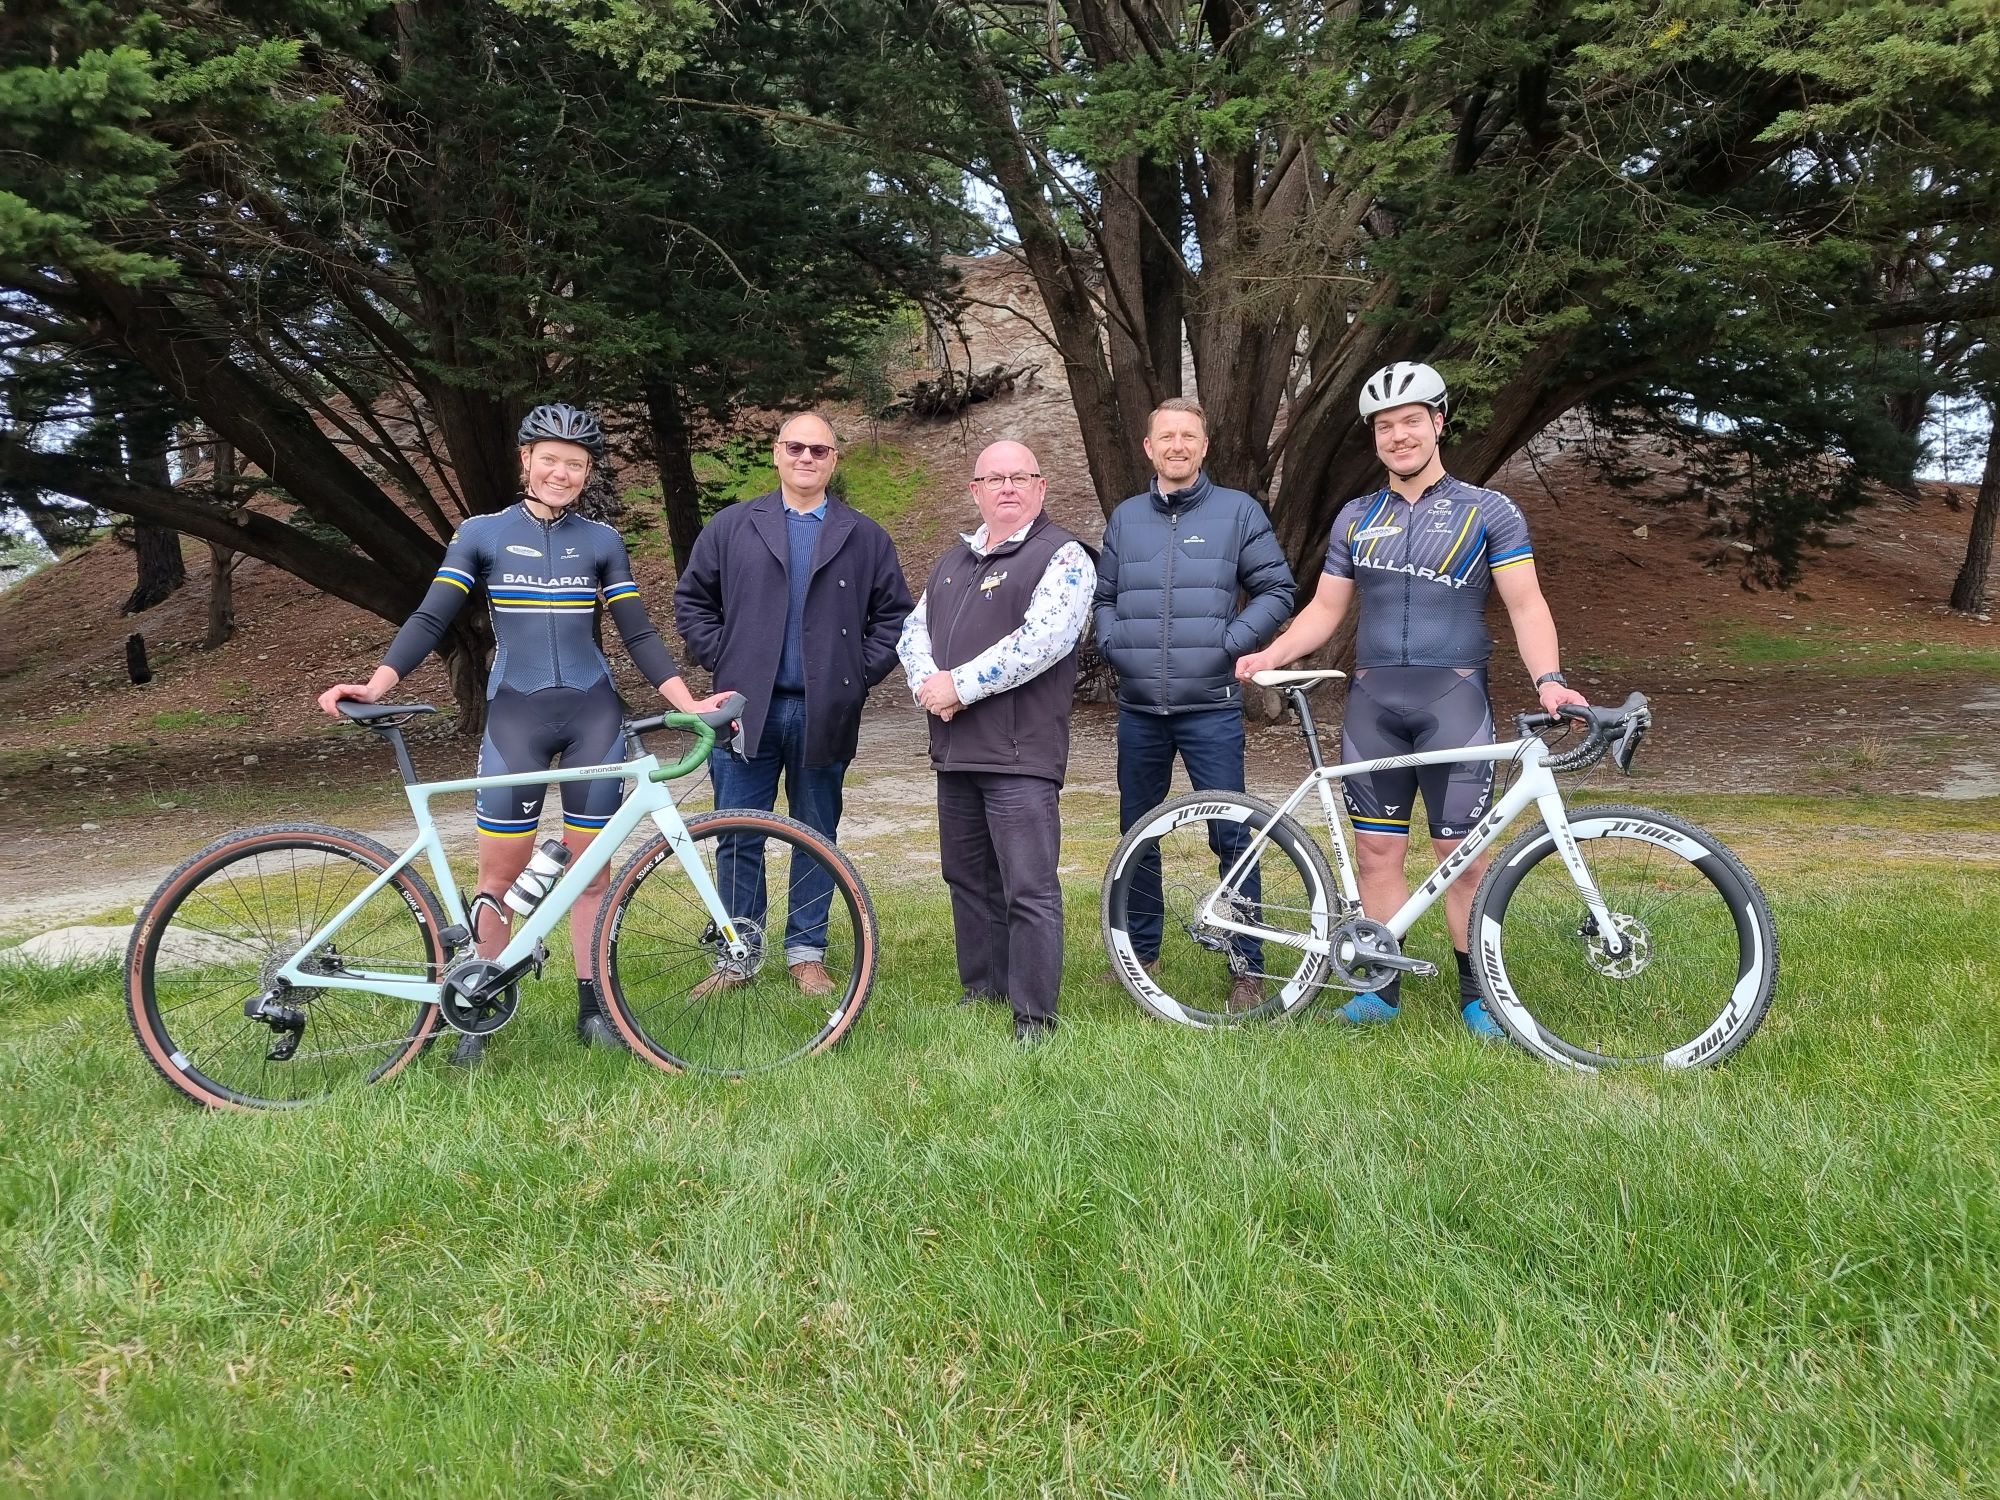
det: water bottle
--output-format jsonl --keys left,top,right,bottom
{"left": 504, "top": 838, "right": 572, "bottom": 915}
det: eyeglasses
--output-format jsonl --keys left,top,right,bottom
{"left": 971, "top": 472, "right": 1042, "bottom": 489}
{"left": 779, "top": 441, "right": 835, "bottom": 460}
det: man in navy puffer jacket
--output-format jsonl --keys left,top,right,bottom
{"left": 1093, "top": 398, "right": 1296, "bottom": 1012}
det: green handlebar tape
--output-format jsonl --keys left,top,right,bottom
{"left": 650, "top": 714, "right": 718, "bottom": 781}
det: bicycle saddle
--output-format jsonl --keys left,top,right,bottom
{"left": 1249, "top": 669, "right": 1347, "bottom": 689}
{"left": 337, "top": 702, "right": 438, "bottom": 723}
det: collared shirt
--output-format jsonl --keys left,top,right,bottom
{"left": 898, "top": 521, "right": 1096, "bottom": 705}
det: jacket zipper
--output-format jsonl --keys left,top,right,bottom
{"left": 1160, "top": 507, "right": 1178, "bottom": 706}
{"left": 540, "top": 510, "right": 563, "bottom": 685}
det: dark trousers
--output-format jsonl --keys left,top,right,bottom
{"left": 710, "top": 692, "right": 845, "bottom": 963}
{"left": 1116, "top": 706, "right": 1261, "bottom": 968}
{"left": 936, "top": 771, "right": 1064, "bottom": 1024}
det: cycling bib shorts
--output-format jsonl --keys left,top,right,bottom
{"left": 474, "top": 681, "right": 627, "bottom": 838}
{"left": 1340, "top": 666, "right": 1495, "bottom": 840}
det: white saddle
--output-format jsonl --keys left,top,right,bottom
{"left": 1249, "top": 668, "right": 1348, "bottom": 688}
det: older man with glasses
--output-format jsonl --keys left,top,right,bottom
{"left": 898, "top": 441, "right": 1096, "bottom": 1047}
{"left": 675, "top": 411, "right": 912, "bottom": 995}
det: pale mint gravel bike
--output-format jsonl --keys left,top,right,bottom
{"left": 127, "top": 697, "right": 877, "bottom": 1110}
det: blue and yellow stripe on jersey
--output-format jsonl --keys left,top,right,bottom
{"left": 601, "top": 580, "right": 641, "bottom": 605}
{"left": 435, "top": 565, "right": 475, "bottom": 594}
{"left": 1489, "top": 543, "right": 1535, "bottom": 573}
{"left": 488, "top": 583, "right": 600, "bottom": 612}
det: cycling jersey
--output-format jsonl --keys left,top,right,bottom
{"left": 384, "top": 503, "right": 678, "bottom": 695}
{"left": 1322, "top": 475, "right": 1534, "bottom": 668}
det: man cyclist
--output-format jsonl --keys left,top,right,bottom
{"left": 318, "top": 403, "right": 733, "bottom": 1065}
{"left": 1234, "top": 363, "right": 1588, "bottom": 1036}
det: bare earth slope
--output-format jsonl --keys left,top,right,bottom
{"left": 3, "top": 257, "right": 1996, "bottom": 930}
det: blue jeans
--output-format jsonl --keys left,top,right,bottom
{"left": 1117, "top": 707, "right": 1261, "bottom": 968}
{"left": 709, "top": 693, "right": 847, "bottom": 964}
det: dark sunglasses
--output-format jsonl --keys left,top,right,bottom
{"left": 779, "top": 440, "right": 835, "bottom": 460}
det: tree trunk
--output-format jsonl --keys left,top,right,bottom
{"left": 121, "top": 405, "right": 186, "bottom": 614}
{"left": 1948, "top": 413, "right": 1999, "bottom": 615}
{"left": 644, "top": 375, "right": 705, "bottom": 573}
{"left": 443, "top": 614, "right": 493, "bottom": 736}
{"left": 964, "top": 63, "right": 1152, "bottom": 513}
{"left": 204, "top": 438, "right": 238, "bottom": 647}
{"left": 205, "top": 543, "right": 238, "bottom": 647}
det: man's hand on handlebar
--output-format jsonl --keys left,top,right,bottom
{"left": 1538, "top": 680, "right": 1589, "bottom": 718}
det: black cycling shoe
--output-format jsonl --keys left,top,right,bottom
{"left": 576, "top": 1012, "right": 629, "bottom": 1051}
{"left": 446, "top": 1030, "right": 488, "bottom": 1068}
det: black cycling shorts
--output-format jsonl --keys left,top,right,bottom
{"left": 475, "top": 682, "right": 627, "bottom": 839}
{"left": 1340, "top": 666, "right": 1495, "bottom": 840}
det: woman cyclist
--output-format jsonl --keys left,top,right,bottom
{"left": 318, "top": 403, "right": 732, "bottom": 1064}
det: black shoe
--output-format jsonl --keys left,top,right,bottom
{"left": 1013, "top": 1017, "right": 1057, "bottom": 1049}
{"left": 447, "top": 1029, "right": 487, "bottom": 1068}
{"left": 576, "top": 1012, "right": 629, "bottom": 1051}
{"left": 956, "top": 989, "right": 1007, "bottom": 1007}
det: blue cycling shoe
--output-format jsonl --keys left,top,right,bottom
{"left": 1333, "top": 992, "right": 1401, "bottom": 1025}
{"left": 1460, "top": 997, "right": 1508, "bottom": 1042}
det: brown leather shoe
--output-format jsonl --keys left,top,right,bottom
{"left": 1226, "top": 975, "right": 1267, "bottom": 1014}
{"left": 689, "top": 965, "right": 751, "bottom": 999}
{"left": 789, "top": 960, "right": 836, "bottom": 996}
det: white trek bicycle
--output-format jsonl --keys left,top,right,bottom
{"left": 1100, "top": 671, "right": 1777, "bottom": 1069}
{"left": 127, "top": 697, "right": 878, "bottom": 1110}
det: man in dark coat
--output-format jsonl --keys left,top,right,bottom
{"left": 1093, "top": 397, "right": 1296, "bottom": 1013}
{"left": 673, "top": 411, "right": 912, "bottom": 993}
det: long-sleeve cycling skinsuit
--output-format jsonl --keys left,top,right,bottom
{"left": 383, "top": 502, "right": 679, "bottom": 837}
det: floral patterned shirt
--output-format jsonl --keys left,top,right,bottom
{"left": 898, "top": 524, "right": 1097, "bottom": 706}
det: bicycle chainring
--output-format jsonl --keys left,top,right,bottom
{"left": 438, "top": 957, "right": 520, "bottom": 1036}
{"left": 1327, "top": 917, "right": 1403, "bottom": 993}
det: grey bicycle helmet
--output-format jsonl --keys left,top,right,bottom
{"left": 1359, "top": 362, "right": 1449, "bottom": 422}
{"left": 517, "top": 402, "right": 604, "bottom": 456}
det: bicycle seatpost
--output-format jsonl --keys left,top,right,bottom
{"left": 1288, "top": 687, "right": 1328, "bottom": 770}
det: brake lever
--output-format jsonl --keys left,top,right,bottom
{"left": 1611, "top": 720, "right": 1643, "bottom": 775}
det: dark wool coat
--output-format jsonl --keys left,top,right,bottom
{"left": 674, "top": 491, "right": 913, "bottom": 765}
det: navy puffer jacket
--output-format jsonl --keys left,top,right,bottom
{"left": 1092, "top": 472, "right": 1296, "bottom": 715}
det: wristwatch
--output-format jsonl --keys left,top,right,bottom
{"left": 1534, "top": 671, "right": 1568, "bottom": 688}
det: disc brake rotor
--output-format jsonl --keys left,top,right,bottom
{"left": 1582, "top": 913, "right": 1652, "bottom": 979}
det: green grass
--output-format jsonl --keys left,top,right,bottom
{"left": 0, "top": 806, "right": 1995, "bottom": 1497}
{"left": 1708, "top": 621, "right": 2000, "bottom": 677}
{"left": 147, "top": 708, "right": 252, "bottom": 732}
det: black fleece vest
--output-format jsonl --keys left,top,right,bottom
{"left": 923, "top": 514, "right": 1081, "bottom": 784}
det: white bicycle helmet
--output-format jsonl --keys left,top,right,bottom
{"left": 1358, "top": 362, "right": 1449, "bottom": 422}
